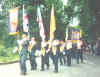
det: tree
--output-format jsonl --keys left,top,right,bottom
{"left": 0, "top": 0, "right": 94, "bottom": 45}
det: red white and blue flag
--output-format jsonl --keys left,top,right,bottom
{"left": 37, "top": 7, "right": 46, "bottom": 41}
{"left": 23, "top": 5, "right": 29, "bottom": 33}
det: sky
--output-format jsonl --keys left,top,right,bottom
{"left": 70, "top": 17, "right": 80, "bottom": 27}
{"left": 0, "top": 4, "right": 2, "bottom": 12}
{"left": 62, "top": 0, "right": 68, "bottom": 5}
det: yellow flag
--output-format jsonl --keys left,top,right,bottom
{"left": 80, "top": 29, "right": 82, "bottom": 38}
{"left": 50, "top": 5, "right": 56, "bottom": 41}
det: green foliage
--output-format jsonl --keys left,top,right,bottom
{"left": 0, "top": 43, "right": 19, "bottom": 63}
{"left": 0, "top": 42, "right": 13, "bottom": 57}
{"left": 64, "top": 0, "right": 93, "bottom": 40}
{"left": 1, "top": 0, "right": 93, "bottom": 41}
{"left": 0, "top": 0, "right": 95, "bottom": 62}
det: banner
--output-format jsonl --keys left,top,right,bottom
{"left": 71, "top": 29, "right": 82, "bottom": 43}
{"left": 72, "top": 29, "right": 78, "bottom": 40}
{"left": 37, "top": 7, "right": 46, "bottom": 41}
{"left": 50, "top": 5, "right": 56, "bottom": 41}
{"left": 8, "top": 7, "right": 19, "bottom": 35}
{"left": 71, "top": 29, "right": 74, "bottom": 40}
{"left": 23, "top": 5, "right": 29, "bottom": 33}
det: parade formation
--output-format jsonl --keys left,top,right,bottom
{"left": 16, "top": 33, "right": 83, "bottom": 75}
{"left": 1, "top": 0, "right": 100, "bottom": 77}
{"left": 8, "top": 5, "right": 84, "bottom": 75}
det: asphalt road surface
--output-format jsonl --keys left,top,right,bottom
{"left": 0, "top": 54, "right": 100, "bottom": 77}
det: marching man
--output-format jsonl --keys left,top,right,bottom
{"left": 65, "top": 40, "right": 72, "bottom": 66}
{"left": 28, "top": 36, "right": 37, "bottom": 71}
{"left": 51, "top": 40, "right": 60, "bottom": 73}
{"left": 17, "top": 33, "right": 29, "bottom": 75}
{"left": 40, "top": 41, "right": 50, "bottom": 71}
{"left": 76, "top": 39, "right": 83, "bottom": 64}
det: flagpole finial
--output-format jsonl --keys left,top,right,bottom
{"left": 23, "top": 5, "right": 24, "bottom": 8}
{"left": 52, "top": 4, "right": 54, "bottom": 7}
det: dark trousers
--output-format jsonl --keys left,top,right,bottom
{"left": 96, "top": 48, "right": 100, "bottom": 55}
{"left": 71, "top": 50, "right": 76, "bottom": 59}
{"left": 76, "top": 49, "right": 83, "bottom": 64}
{"left": 45, "top": 53, "right": 50, "bottom": 69}
{"left": 66, "top": 50, "right": 72, "bottom": 66}
{"left": 19, "top": 50, "right": 28, "bottom": 73}
{"left": 49, "top": 51, "right": 54, "bottom": 64}
{"left": 41, "top": 53, "right": 49, "bottom": 70}
{"left": 53, "top": 52, "right": 59, "bottom": 72}
{"left": 29, "top": 51, "right": 37, "bottom": 70}
{"left": 59, "top": 52, "right": 66, "bottom": 65}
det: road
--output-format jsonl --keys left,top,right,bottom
{"left": 0, "top": 54, "right": 100, "bottom": 77}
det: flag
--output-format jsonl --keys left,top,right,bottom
{"left": 23, "top": 5, "right": 29, "bottom": 33}
{"left": 8, "top": 7, "right": 19, "bottom": 35}
{"left": 66, "top": 27, "right": 68, "bottom": 40}
{"left": 37, "top": 7, "right": 46, "bottom": 41}
{"left": 74, "top": 30, "right": 78, "bottom": 40}
{"left": 80, "top": 29, "right": 82, "bottom": 38}
{"left": 50, "top": 5, "right": 56, "bottom": 41}
{"left": 71, "top": 29, "right": 78, "bottom": 40}
{"left": 71, "top": 29, "right": 74, "bottom": 40}
{"left": 77, "top": 31, "right": 80, "bottom": 40}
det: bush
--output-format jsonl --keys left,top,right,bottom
{"left": 0, "top": 44, "right": 6, "bottom": 56}
{"left": 0, "top": 43, "right": 19, "bottom": 63}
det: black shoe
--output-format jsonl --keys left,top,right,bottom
{"left": 81, "top": 61, "right": 83, "bottom": 63}
{"left": 23, "top": 72, "right": 27, "bottom": 75}
{"left": 31, "top": 67, "right": 37, "bottom": 71}
{"left": 20, "top": 72, "right": 27, "bottom": 75}
{"left": 67, "top": 63, "right": 71, "bottom": 66}
{"left": 31, "top": 68, "right": 35, "bottom": 71}
{"left": 47, "top": 67, "right": 49, "bottom": 70}
{"left": 35, "top": 67, "right": 37, "bottom": 70}
{"left": 68, "top": 65, "right": 71, "bottom": 66}
{"left": 77, "top": 62, "right": 79, "bottom": 64}
{"left": 64, "top": 63, "right": 66, "bottom": 65}
{"left": 40, "top": 69, "right": 44, "bottom": 71}
{"left": 60, "top": 63, "right": 63, "bottom": 66}
{"left": 54, "top": 70, "right": 58, "bottom": 73}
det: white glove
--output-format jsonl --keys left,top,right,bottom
{"left": 12, "top": 46, "right": 18, "bottom": 54}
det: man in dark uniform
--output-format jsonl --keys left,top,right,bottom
{"left": 72, "top": 42, "right": 77, "bottom": 59}
{"left": 76, "top": 39, "right": 83, "bottom": 64}
{"left": 52, "top": 40, "right": 60, "bottom": 73}
{"left": 40, "top": 41, "right": 50, "bottom": 71}
{"left": 59, "top": 41, "right": 66, "bottom": 65}
{"left": 17, "top": 33, "right": 29, "bottom": 75}
{"left": 28, "top": 36, "right": 37, "bottom": 70}
{"left": 65, "top": 40, "right": 72, "bottom": 66}
{"left": 96, "top": 37, "right": 100, "bottom": 55}
{"left": 45, "top": 41, "right": 50, "bottom": 70}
